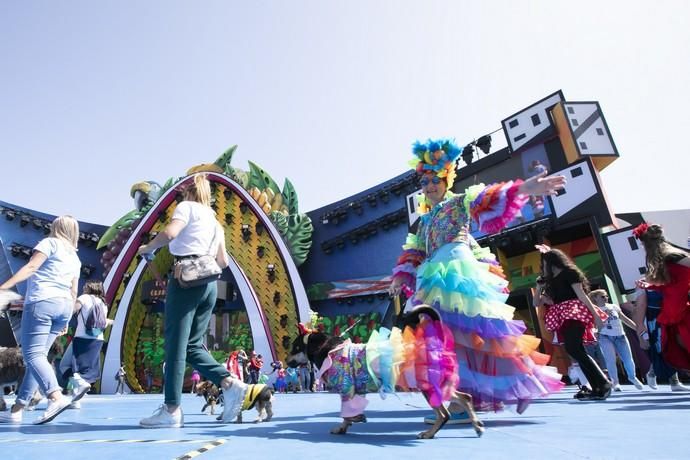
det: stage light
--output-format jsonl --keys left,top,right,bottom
{"left": 462, "top": 144, "right": 475, "bottom": 165}
{"left": 32, "top": 218, "right": 43, "bottom": 229}
{"left": 497, "top": 236, "right": 511, "bottom": 249}
{"left": 81, "top": 265, "right": 95, "bottom": 278}
{"left": 5, "top": 209, "right": 16, "bottom": 221}
{"left": 257, "top": 246, "right": 266, "bottom": 258}
{"left": 349, "top": 201, "right": 363, "bottom": 216}
{"left": 20, "top": 215, "right": 30, "bottom": 227}
{"left": 255, "top": 222, "right": 265, "bottom": 236}
{"left": 475, "top": 135, "right": 492, "bottom": 154}
{"left": 241, "top": 224, "right": 251, "bottom": 242}
{"left": 274, "top": 292, "right": 282, "bottom": 306}
{"left": 267, "top": 264, "right": 276, "bottom": 283}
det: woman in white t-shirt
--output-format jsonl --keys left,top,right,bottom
{"left": 0, "top": 216, "right": 81, "bottom": 425}
{"left": 589, "top": 289, "right": 644, "bottom": 391}
{"left": 137, "top": 174, "right": 232, "bottom": 428}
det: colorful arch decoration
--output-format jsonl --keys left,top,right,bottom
{"left": 99, "top": 171, "right": 312, "bottom": 394}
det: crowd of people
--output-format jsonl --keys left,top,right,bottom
{"left": 1, "top": 143, "right": 689, "bottom": 429}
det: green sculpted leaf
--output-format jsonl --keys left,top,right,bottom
{"left": 285, "top": 213, "right": 313, "bottom": 266}
{"left": 282, "top": 178, "right": 299, "bottom": 215}
{"left": 248, "top": 161, "right": 281, "bottom": 195}
{"left": 269, "top": 211, "right": 288, "bottom": 236}
{"left": 214, "top": 145, "right": 237, "bottom": 169}
{"left": 229, "top": 168, "right": 249, "bottom": 189}
{"left": 97, "top": 209, "right": 143, "bottom": 249}
{"left": 306, "top": 282, "right": 336, "bottom": 301}
{"left": 160, "top": 177, "right": 177, "bottom": 194}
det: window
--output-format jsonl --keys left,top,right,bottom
{"left": 571, "top": 167, "right": 583, "bottom": 178}
{"left": 531, "top": 114, "right": 541, "bottom": 126}
{"left": 571, "top": 119, "right": 579, "bottom": 126}
{"left": 567, "top": 106, "right": 575, "bottom": 114}
{"left": 628, "top": 236, "right": 639, "bottom": 251}
{"left": 579, "top": 141, "right": 588, "bottom": 150}
{"left": 513, "top": 133, "right": 526, "bottom": 142}
{"left": 509, "top": 119, "right": 519, "bottom": 129}
{"left": 596, "top": 128, "right": 604, "bottom": 135}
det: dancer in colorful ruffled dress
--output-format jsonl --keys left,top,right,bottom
{"left": 389, "top": 139, "right": 565, "bottom": 418}
{"left": 634, "top": 223, "right": 690, "bottom": 371}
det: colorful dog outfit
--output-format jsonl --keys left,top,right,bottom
{"left": 317, "top": 321, "right": 457, "bottom": 417}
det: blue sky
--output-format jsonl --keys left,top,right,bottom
{"left": 1, "top": 1, "right": 687, "bottom": 225}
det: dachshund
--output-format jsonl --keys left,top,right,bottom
{"left": 286, "top": 305, "right": 484, "bottom": 439}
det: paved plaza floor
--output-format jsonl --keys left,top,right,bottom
{"left": 0, "top": 385, "right": 688, "bottom": 460}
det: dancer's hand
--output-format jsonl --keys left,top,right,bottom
{"left": 518, "top": 171, "right": 566, "bottom": 196}
{"left": 389, "top": 278, "right": 403, "bottom": 297}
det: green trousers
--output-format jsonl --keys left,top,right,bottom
{"left": 164, "top": 278, "right": 230, "bottom": 406}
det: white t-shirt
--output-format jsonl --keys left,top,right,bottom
{"left": 25, "top": 237, "right": 81, "bottom": 304}
{"left": 168, "top": 201, "right": 221, "bottom": 257}
{"left": 598, "top": 303, "right": 625, "bottom": 337}
{"left": 75, "top": 294, "right": 107, "bottom": 340}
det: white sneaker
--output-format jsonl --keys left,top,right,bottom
{"left": 671, "top": 381, "right": 690, "bottom": 392}
{"left": 613, "top": 384, "right": 622, "bottom": 392}
{"left": 646, "top": 371, "right": 658, "bottom": 390}
{"left": 0, "top": 410, "right": 22, "bottom": 424}
{"left": 139, "top": 404, "right": 183, "bottom": 428}
{"left": 67, "top": 400, "right": 81, "bottom": 410}
{"left": 632, "top": 378, "right": 645, "bottom": 390}
{"left": 71, "top": 375, "right": 91, "bottom": 402}
{"left": 33, "top": 397, "right": 71, "bottom": 425}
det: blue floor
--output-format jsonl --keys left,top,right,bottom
{"left": 1, "top": 385, "right": 688, "bottom": 460}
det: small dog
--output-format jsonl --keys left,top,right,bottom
{"left": 0, "top": 346, "right": 25, "bottom": 411}
{"left": 220, "top": 377, "right": 274, "bottom": 423}
{"left": 286, "top": 306, "right": 484, "bottom": 439}
{"left": 196, "top": 381, "right": 223, "bottom": 415}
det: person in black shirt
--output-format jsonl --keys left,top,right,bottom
{"left": 538, "top": 246, "right": 611, "bottom": 400}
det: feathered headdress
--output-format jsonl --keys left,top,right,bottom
{"left": 409, "top": 139, "right": 462, "bottom": 188}
{"left": 632, "top": 223, "right": 650, "bottom": 240}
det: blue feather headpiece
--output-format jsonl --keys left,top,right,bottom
{"left": 409, "top": 139, "right": 461, "bottom": 185}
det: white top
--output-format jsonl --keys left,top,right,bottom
{"left": 25, "top": 237, "right": 81, "bottom": 304}
{"left": 168, "top": 201, "right": 220, "bottom": 257}
{"left": 598, "top": 303, "right": 625, "bottom": 336}
{"left": 75, "top": 294, "right": 107, "bottom": 340}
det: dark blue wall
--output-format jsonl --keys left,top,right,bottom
{"left": 0, "top": 200, "right": 108, "bottom": 295}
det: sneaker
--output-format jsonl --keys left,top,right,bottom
{"left": 670, "top": 381, "right": 690, "bottom": 392}
{"left": 646, "top": 371, "right": 658, "bottom": 390}
{"left": 590, "top": 384, "right": 613, "bottom": 401}
{"left": 631, "top": 378, "right": 644, "bottom": 390}
{"left": 613, "top": 384, "right": 622, "bottom": 392}
{"left": 0, "top": 410, "right": 22, "bottom": 425}
{"left": 139, "top": 404, "right": 183, "bottom": 428}
{"left": 33, "top": 397, "right": 71, "bottom": 425}
{"left": 423, "top": 411, "right": 471, "bottom": 425}
{"left": 574, "top": 387, "right": 593, "bottom": 400}
{"left": 67, "top": 400, "right": 81, "bottom": 410}
{"left": 71, "top": 375, "right": 91, "bottom": 403}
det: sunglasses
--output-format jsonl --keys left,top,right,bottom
{"left": 420, "top": 176, "right": 442, "bottom": 187}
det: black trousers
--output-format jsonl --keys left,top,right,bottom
{"left": 562, "top": 320, "right": 610, "bottom": 392}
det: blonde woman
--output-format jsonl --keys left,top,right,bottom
{"left": 0, "top": 216, "right": 82, "bottom": 425}
{"left": 137, "top": 174, "right": 233, "bottom": 428}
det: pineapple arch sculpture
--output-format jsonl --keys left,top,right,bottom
{"left": 98, "top": 148, "right": 313, "bottom": 394}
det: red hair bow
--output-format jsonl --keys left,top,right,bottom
{"left": 632, "top": 223, "right": 649, "bottom": 240}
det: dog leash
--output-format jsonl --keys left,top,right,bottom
{"left": 141, "top": 253, "right": 165, "bottom": 284}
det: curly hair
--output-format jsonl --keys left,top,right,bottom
{"left": 638, "top": 224, "right": 688, "bottom": 284}
{"left": 540, "top": 248, "right": 590, "bottom": 296}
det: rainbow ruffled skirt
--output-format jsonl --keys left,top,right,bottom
{"left": 413, "top": 242, "right": 564, "bottom": 411}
